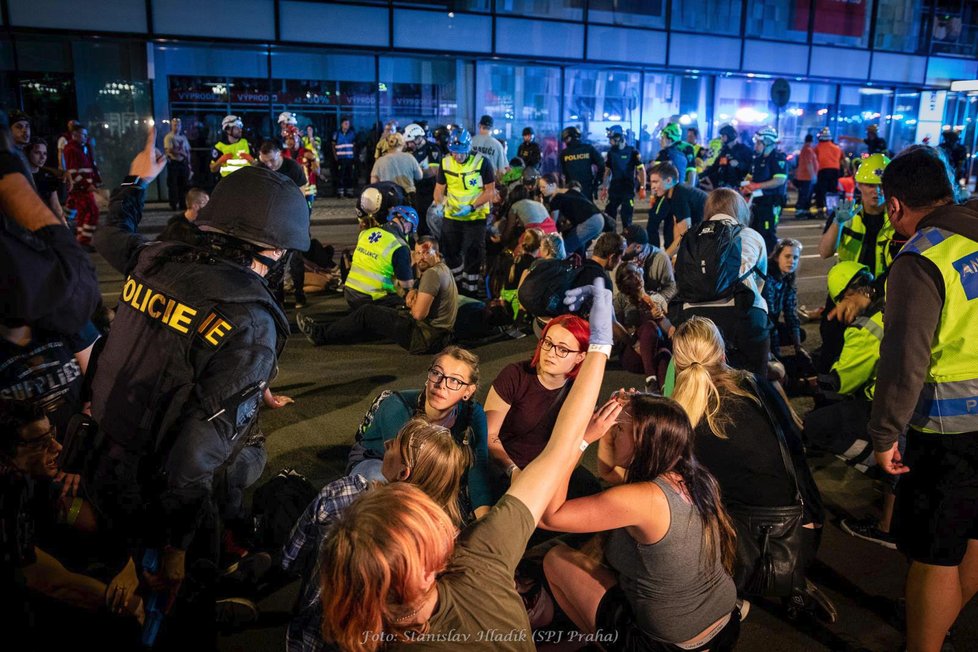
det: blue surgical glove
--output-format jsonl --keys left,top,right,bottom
{"left": 455, "top": 204, "right": 474, "bottom": 217}
{"left": 833, "top": 199, "right": 856, "bottom": 225}
{"left": 563, "top": 277, "right": 614, "bottom": 346}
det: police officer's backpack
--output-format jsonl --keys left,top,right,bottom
{"left": 675, "top": 220, "right": 757, "bottom": 303}
{"left": 518, "top": 257, "right": 581, "bottom": 317}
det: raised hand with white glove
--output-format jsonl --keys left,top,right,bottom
{"left": 563, "top": 277, "right": 614, "bottom": 350}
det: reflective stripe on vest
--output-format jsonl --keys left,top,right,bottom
{"left": 443, "top": 153, "right": 489, "bottom": 221}
{"left": 842, "top": 309, "right": 884, "bottom": 400}
{"left": 898, "top": 227, "right": 978, "bottom": 433}
{"left": 345, "top": 227, "right": 407, "bottom": 300}
{"left": 837, "top": 210, "right": 895, "bottom": 278}
{"left": 215, "top": 139, "right": 252, "bottom": 177}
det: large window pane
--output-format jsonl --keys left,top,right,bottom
{"left": 564, "top": 69, "right": 641, "bottom": 157}
{"left": 476, "top": 62, "right": 561, "bottom": 173}
{"left": 588, "top": 0, "right": 665, "bottom": 29}
{"left": 641, "top": 73, "right": 698, "bottom": 162}
{"left": 395, "top": 0, "right": 490, "bottom": 10}
{"left": 671, "top": 0, "right": 742, "bottom": 36}
{"left": 495, "top": 0, "right": 583, "bottom": 20}
{"left": 875, "top": 0, "right": 929, "bottom": 53}
{"left": 379, "top": 56, "right": 461, "bottom": 126}
{"left": 891, "top": 90, "right": 921, "bottom": 152}
{"left": 931, "top": 0, "right": 978, "bottom": 57}
{"left": 836, "top": 86, "right": 891, "bottom": 156}
{"left": 745, "top": 0, "right": 811, "bottom": 42}
{"left": 812, "top": 0, "right": 873, "bottom": 47}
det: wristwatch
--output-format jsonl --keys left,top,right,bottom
{"left": 121, "top": 175, "right": 149, "bottom": 190}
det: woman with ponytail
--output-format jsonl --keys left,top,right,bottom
{"left": 671, "top": 316, "right": 834, "bottom": 623}
{"left": 541, "top": 394, "right": 742, "bottom": 651}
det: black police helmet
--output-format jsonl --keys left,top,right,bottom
{"left": 196, "top": 166, "right": 310, "bottom": 251}
{"left": 561, "top": 126, "right": 581, "bottom": 141}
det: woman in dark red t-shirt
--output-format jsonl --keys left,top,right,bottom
{"left": 485, "top": 315, "right": 596, "bottom": 497}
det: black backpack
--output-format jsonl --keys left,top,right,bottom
{"left": 675, "top": 220, "right": 756, "bottom": 303}
{"left": 518, "top": 257, "right": 581, "bottom": 317}
{"left": 251, "top": 468, "right": 318, "bottom": 553}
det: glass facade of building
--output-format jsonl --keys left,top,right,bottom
{"left": 2, "top": 0, "right": 976, "bottom": 199}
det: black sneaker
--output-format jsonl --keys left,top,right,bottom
{"left": 841, "top": 517, "right": 897, "bottom": 550}
{"left": 295, "top": 311, "right": 322, "bottom": 345}
{"left": 784, "top": 579, "right": 837, "bottom": 624}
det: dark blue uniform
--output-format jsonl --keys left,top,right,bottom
{"left": 560, "top": 141, "right": 604, "bottom": 200}
{"left": 749, "top": 148, "right": 788, "bottom": 253}
{"left": 605, "top": 144, "right": 644, "bottom": 229}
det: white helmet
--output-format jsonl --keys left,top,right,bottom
{"left": 360, "top": 187, "right": 383, "bottom": 216}
{"left": 404, "top": 123, "right": 426, "bottom": 140}
{"left": 754, "top": 125, "right": 778, "bottom": 145}
{"left": 277, "top": 111, "right": 297, "bottom": 126}
{"left": 222, "top": 115, "right": 243, "bottom": 131}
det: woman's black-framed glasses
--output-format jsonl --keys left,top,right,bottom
{"left": 427, "top": 367, "right": 471, "bottom": 391}
{"left": 540, "top": 338, "right": 581, "bottom": 359}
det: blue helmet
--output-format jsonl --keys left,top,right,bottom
{"left": 607, "top": 125, "right": 624, "bottom": 139}
{"left": 447, "top": 128, "right": 472, "bottom": 154}
{"left": 388, "top": 205, "right": 419, "bottom": 231}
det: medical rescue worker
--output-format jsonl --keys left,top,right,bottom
{"left": 434, "top": 128, "right": 495, "bottom": 297}
{"left": 344, "top": 204, "right": 417, "bottom": 309}
{"left": 210, "top": 115, "right": 254, "bottom": 179}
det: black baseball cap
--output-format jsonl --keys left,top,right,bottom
{"left": 196, "top": 166, "right": 310, "bottom": 251}
{"left": 479, "top": 114, "right": 493, "bottom": 128}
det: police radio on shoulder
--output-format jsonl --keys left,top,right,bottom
{"left": 121, "top": 175, "right": 150, "bottom": 191}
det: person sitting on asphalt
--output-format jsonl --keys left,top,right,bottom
{"left": 297, "top": 234, "right": 457, "bottom": 354}
{"left": 573, "top": 232, "right": 625, "bottom": 296}
{"left": 803, "top": 261, "right": 896, "bottom": 551}
{"left": 483, "top": 314, "right": 599, "bottom": 500}
{"left": 763, "top": 238, "right": 811, "bottom": 384}
{"left": 0, "top": 400, "right": 144, "bottom": 646}
{"left": 540, "top": 391, "right": 743, "bottom": 651}
{"left": 613, "top": 262, "right": 671, "bottom": 392}
{"left": 283, "top": 419, "right": 471, "bottom": 652}
{"left": 344, "top": 346, "right": 492, "bottom": 519}
{"left": 670, "top": 317, "right": 835, "bottom": 624}
{"left": 319, "top": 279, "right": 613, "bottom": 651}
{"left": 343, "top": 204, "right": 416, "bottom": 310}
{"left": 547, "top": 179, "right": 605, "bottom": 256}
{"left": 621, "top": 223, "right": 677, "bottom": 311}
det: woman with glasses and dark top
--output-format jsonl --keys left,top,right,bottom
{"left": 484, "top": 315, "right": 600, "bottom": 499}
{"left": 345, "top": 345, "right": 492, "bottom": 518}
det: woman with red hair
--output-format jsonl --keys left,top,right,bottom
{"left": 484, "top": 314, "right": 599, "bottom": 498}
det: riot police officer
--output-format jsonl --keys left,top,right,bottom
{"left": 706, "top": 124, "right": 753, "bottom": 189}
{"left": 599, "top": 125, "right": 646, "bottom": 231}
{"left": 90, "top": 130, "right": 309, "bottom": 614}
{"left": 404, "top": 122, "right": 441, "bottom": 230}
{"left": 559, "top": 126, "right": 604, "bottom": 200}
{"left": 744, "top": 125, "right": 788, "bottom": 253}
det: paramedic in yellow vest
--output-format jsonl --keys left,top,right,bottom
{"left": 343, "top": 205, "right": 417, "bottom": 310}
{"left": 869, "top": 146, "right": 978, "bottom": 652}
{"left": 210, "top": 115, "right": 254, "bottom": 178}
{"left": 433, "top": 127, "right": 495, "bottom": 297}
{"left": 818, "top": 153, "right": 896, "bottom": 279}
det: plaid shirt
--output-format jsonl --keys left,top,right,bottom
{"left": 763, "top": 270, "right": 801, "bottom": 350}
{"left": 284, "top": 474, "right": 370, "bottom": 652}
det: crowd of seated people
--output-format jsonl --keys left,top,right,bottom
{"left": 7, "top": 104, "right": 978, "bottom": 652}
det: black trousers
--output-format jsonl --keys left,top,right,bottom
{"left": 167, "top": 160, "right": 191, "bottom": 210}
{"left": 815, "top": 169, "right": 840, "bottom": 210}
{"left": 606, "top": 192, "right": 635, "bottom": 230}
{"left": 794, "top": 179, "right": 813, "bottom": 213}
{"left": 750, "top": 198, "right": 780, "bottom": 254}
{"left": 336, "top": 159, "right": 355, "bottom": 194}
{"left": 441, "top": 218, "right": 486, "bottom": 298}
